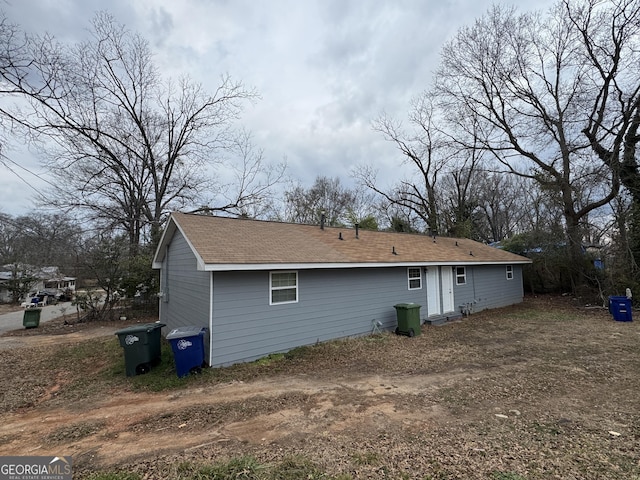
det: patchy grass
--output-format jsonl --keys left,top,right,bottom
{"left": 92, "top": 456, "right": 352, "bottom": 480}
{"left": 1, "top": 295, "right": 639, "bottom": 479}
{"left": 352, "top": 451, "right": 381, "bottom": 466}
{"left": 83, "top": 474, "right": 142, "bottom": 480}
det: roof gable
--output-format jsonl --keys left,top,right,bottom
{"left": 152, "top": 212, "right": 531, "bottom": 271}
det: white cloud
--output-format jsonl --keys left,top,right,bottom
{"left": 1, "top": 0, "right": 556, "bottom": 216}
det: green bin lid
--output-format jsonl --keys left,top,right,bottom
{"left": 115, "top": 322, "right": 166, "bottom": 335}
{"left": 394, "top": 303, "right": 421, "bottom": 309}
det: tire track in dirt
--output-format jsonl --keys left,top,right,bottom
{"left": 0, "top": 372, "right": 468, "bottom": 466}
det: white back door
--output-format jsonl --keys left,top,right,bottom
{"left": 441, "top": 266, "right": 455, "bottom": 313}
{"left": 426, "top": 267, "right": 441, "bottom": 316}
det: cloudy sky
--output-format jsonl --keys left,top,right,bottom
{"left": 1, "top": 0, "right": 555, "bottom": 216}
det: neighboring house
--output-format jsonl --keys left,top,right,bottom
{"left": 0, "top": 271, "right": 15, "bottom": 303}
{"left": 42, "top": 272, "right": 77, "bottom": 293}
{"left": 32, "top": 266, "right": 77, "bottom": 299}
{"left": 152, "top": 212, "right": 532, "bottom": 367}
{"left": 0, "top": 265, "right": 76, "bottom": 303}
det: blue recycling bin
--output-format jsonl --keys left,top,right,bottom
{"left": 608, "top": 296, "right": 632, "bottom": 322}
{"left": 166, "top": 326, "right": 207, "bottom": 377}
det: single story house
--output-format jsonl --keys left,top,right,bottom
{"left": 152, "top": 212, "right": 531, "bottom": 367}
{"left": 0, "top": 271, "right": 15, "bottom": 303}
{"left": 0, "top": 265, "right": 76, "bottom": 303}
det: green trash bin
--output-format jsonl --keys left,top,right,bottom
{"left": 394, "top": 303, "right": 422, "bottom": 337}
{"left": 23, "top": 308, "right": 42, "bottom": 329}
{"left": 115, "top": 322, "right": 166, "bottom": 376}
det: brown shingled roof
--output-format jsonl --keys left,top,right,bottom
{"left": 153, "top": 212, "right": 531, "bottom": 270}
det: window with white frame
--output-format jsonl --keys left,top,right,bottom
{"left": 506, "top": 264, "right": 514, "bottom": 280}
{"left": 270, "top": 271, "right": 298, "bottom": 305}
{"left": 408, "top": 267, "right": 422, "bottom": 290}
{"left": 455, "top": 266, "right": 467, "bottom": 285}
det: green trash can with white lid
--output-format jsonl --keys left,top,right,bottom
{"left": 115, "top": 322, "right": 166, "bottom": 376}
{"left": 394, "top": 303, "right": 422, "bottom": 337}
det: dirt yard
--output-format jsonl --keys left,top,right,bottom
{"left": 0, "top": 295, "right": 639, "bottom": 479}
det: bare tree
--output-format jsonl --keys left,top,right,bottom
{"left": 190, "top": 129, "right": 286, "bottom": 219}
{"left": 437, "top": 139, "right": 487, "bottom": 238}
{"left": 357, "top": 96, "right": 451, "bottom": 234}
{"left": 0, "top": 13, "right": 281, "bottom": 250}
{"left": 607, "top": 192, "right": 637, "bottom": 288}
{"left": 344, "top": 187, "right": 381, "bottom": 230}
{"left": 564, "top": 0, "right": 640, "bottom": 279}
{"left": 0, "top": 212, "right": 82, "bottom": 268}
{"left": 359, "top": 92, "right": 497, "bottom": 237}
{"left": 284, "top": 176, "right": 356, "bottom": 226}
{"left": 434, "top": 1, "right": 640, "bottom": 289}
{"left": 470, "top": 174, "right": 532, "bottom": 243}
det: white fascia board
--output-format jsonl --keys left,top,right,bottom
{"left": 200, "top": 260, "right": 531, "bottom": 272}
{"left": 152, "top": 218, "right": 176, "bottom": 268}
{"left": 152, "top": 214, "right": 207, "bottom": 271}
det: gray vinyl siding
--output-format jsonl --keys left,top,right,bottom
{"left": 210, "top": 267, "right": 424, "bottom": 367}
{"left": 453, "top": 264, "right": 524, "bottom": 312}
{"left": 159, "top": 230, "right": 526, "bottom": 367}
{"left": 160, "top": 230, "right": 210, "bottom": 338}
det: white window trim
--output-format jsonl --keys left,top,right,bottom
{"left": 455, "top": 266, "right": 467, "bottom": 285}
{"left": 269, "top": 270, "right": 298, "bottom": 305}
{"left": 506, "top": 265, "right": 514, "bottom": 280}
{"left": 407, "top": 267, "right": 422, "bottom": 290}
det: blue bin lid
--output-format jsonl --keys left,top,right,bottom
{"left": 166, "top": 326, "right": 207, "bottom": 340}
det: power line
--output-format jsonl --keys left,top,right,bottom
{"left": 0, "top": 150, "right": 57, "bottom": 193}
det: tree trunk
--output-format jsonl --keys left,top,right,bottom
{"left": 564, "top": 212, "right": 586, "bottom": 293}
